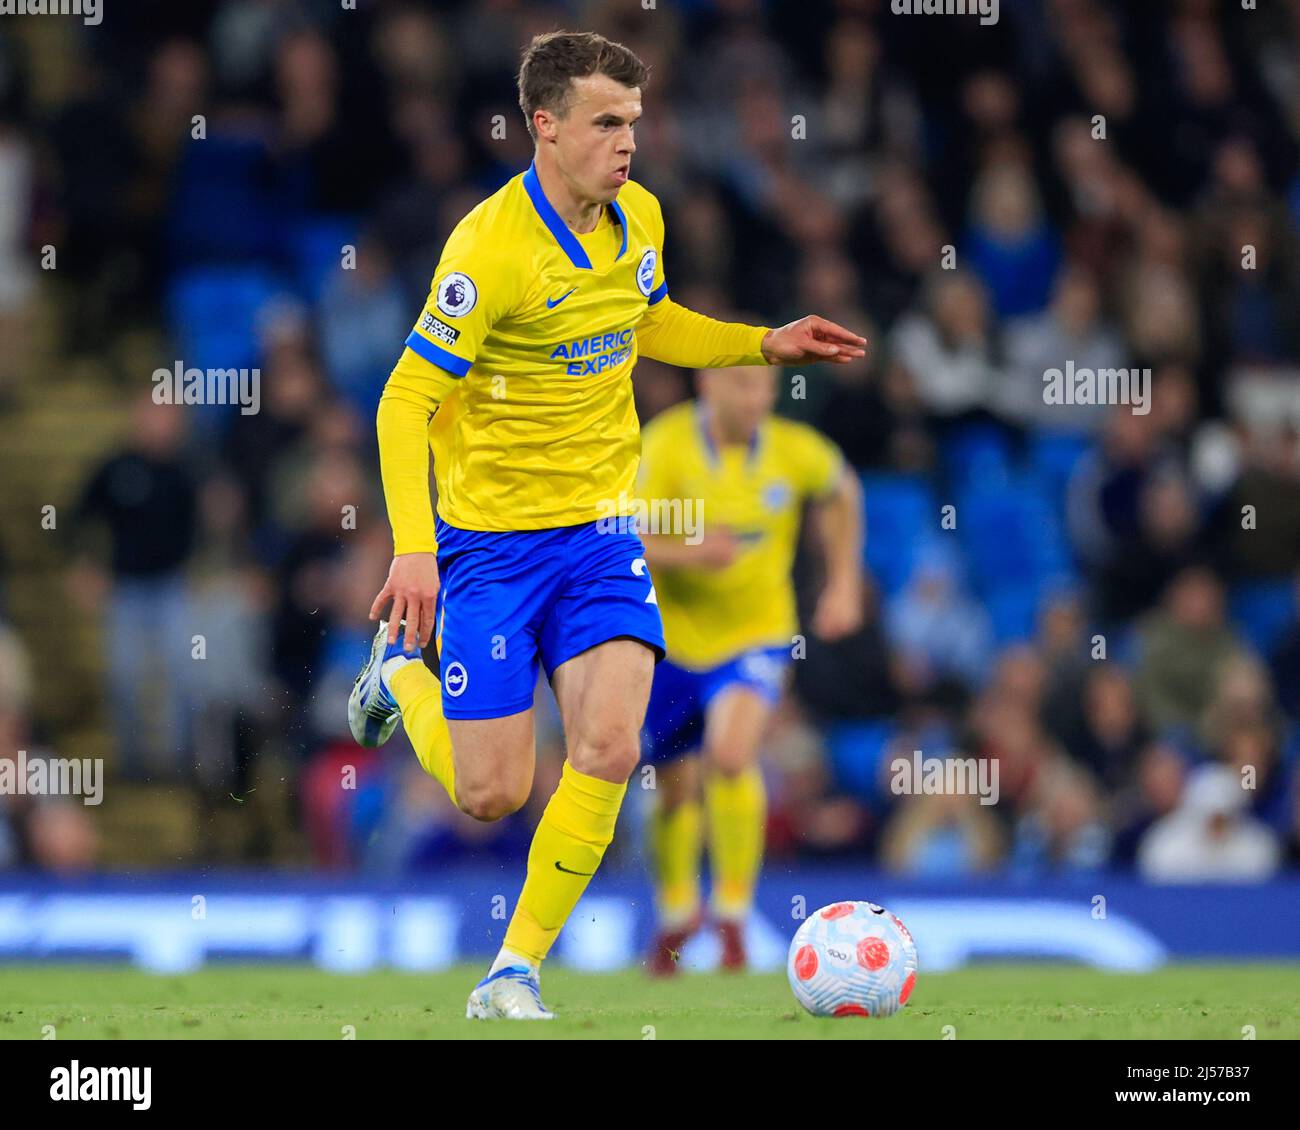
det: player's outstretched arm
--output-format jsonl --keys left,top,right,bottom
{"left": 759, "top": 315, "right": 867, "bottom": 366}
{"left": 810, "top": 467, "right": 866, "bottom": 641}
{"left": 636, "top": 299, "right": 865, "bottom": 370}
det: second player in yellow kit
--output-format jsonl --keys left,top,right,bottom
{"left": 639, "top": 367, "right": 865, "bottom": 973}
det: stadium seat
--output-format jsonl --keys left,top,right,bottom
{"left": 167, "top": 266, "right": 284, "bottom": 375}
{"left": 860, "top": 473, "right": 939, "bottom": 598}
{"left": 290, "top": 217, "right": 360, "bottom": 304}
{"left": 941, "top": 421, "right": 1013, "bottom": 489}
{"left": 1027, "top": 430, "right": 1093, "bottom": 505}
{"left": 1228, "top": 579, "right": 1297, "bottom": 656}
{"left": 956, "top": 480, "right": 1070, "bottom": 592}
{"left": 825, "top": 719, "right": 897, "bottom": 802}
{"left": 983, "top": 585, "right": 1040, "bottom": 644}
{"left": 167, "top": 131, "right": 283, "bottom": 267}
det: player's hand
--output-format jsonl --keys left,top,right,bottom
{"left": 369, "top": 552, "right": 440, "bottom": 654}
{"left": 692, "top": 528, "right": 741, "bottom": 570}
{"left": 760, "top": 316, "right": 866, "bottom": 366}
{"left": 811, "top": 577, "right": 864, "bottom": 641}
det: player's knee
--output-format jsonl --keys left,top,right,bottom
{"left": 456, "top": 780, "right": 528, "bottom": 823}
{"left": 708, "top": 743, "right": 753, "bottom": 778}
{"left": 569, "top": 728, "right": 641, "bottom": 783}
{"left": 655, "top": 759, "right": 699, "bottom": 810}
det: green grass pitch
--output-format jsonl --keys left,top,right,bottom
{"left": 0, "top": 964, "right": 1297, "bottom": 1039}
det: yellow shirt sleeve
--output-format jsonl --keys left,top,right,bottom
{"left": 633, "top": 191, "right": 769, "bottom": 368}
{"left": 637, "top": 297, "right": 770, "bottom": 368}
{"left": 377, "top": 217, "right": 522, "bottom": 555}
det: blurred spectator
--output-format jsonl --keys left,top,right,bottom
{"left": 963, "top": 159, "right": 1061, "bottom": 319}
{"left": 1062, "top": 665, "right": 1150, "bottom": 792}
{"left": 0, "top": 121, "right": 34, "bottom": 407}
{"left": 1011, "top": 758, "right": 1110, "bottom": 874}
{"left": 1133, "top": 567, "right": 1250, "bottom": 736}
{"left": 1271, "top": 573, "right": 1300, "bottom": 722}
{"left": 1112, "top": 742, "right": 1188, "bottom": 867}
{"left": 317, "top": 234, "right": 409, "bottom": 417}
{"left": 70, "top": 397, "right": 198, "bottom": 778}
{"left": 1138, "top": 764, "right": 1281, "bottom": 882}
{"left": 885, "top": 548, "right": 995, "bottom": 695}
{"left": 999, "top": 263, "right": 1127, "bottom": 431}
{"left": 1066, "top": 408, "right": 1203, "bottom": 623}
{"left": 890, "top": 269, "right": 1002, "bottom": 424}
{"left": 881, "top": 791, "right": 1004, "bottom": 876}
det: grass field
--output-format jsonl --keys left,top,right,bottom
{"left": 0, "top": 964, "right": 1297, "bottom": 1039}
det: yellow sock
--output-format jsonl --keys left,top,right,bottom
{"left": 705, "top": 766, "right": 766, "bottom": 920}
{"left": 389, "top": 661, "right": 457, "bottom": 807}
{"left": 648, "top": 797, "right": 703, "bottom": 929}
{"left": 503, "top": 762, "right": 626, "bottom": 964}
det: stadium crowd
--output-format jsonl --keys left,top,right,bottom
{"left": 0, "top": 0, "right": 1298, "bottom": 880}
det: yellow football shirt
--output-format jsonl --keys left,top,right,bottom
{"left": 376, "top": 163, "right": 770, "bottom": 550}
{"left": 637, "top": 401, "right": 844, "bottom": 669}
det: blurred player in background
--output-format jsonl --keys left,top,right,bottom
{"left": 638, "top": 365, "right": 865, "bottom": 973}
{"left": 348, "top": 32, "right": 865, "bottom": 1018}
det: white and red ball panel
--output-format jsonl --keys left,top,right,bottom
{"left": 787, "top": 901, "right": 918, "bottom": 1018}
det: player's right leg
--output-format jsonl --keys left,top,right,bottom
{"left": 347, "top": 618, "right": 535, "bottom": 817}
{"left": 351, "top": 522, "right": 555, "bottom": 820}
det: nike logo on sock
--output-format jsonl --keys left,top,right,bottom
{"left": 554, "top": 861, "right": 595, "bottom": 876}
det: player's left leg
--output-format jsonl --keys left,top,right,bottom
{"left": 701, "top": 675, "right": 781, "bottom": 970}
{"left": 500, "top": 637, "right": 654, "bottom": 960}
{"left": 477, "top": 519, "right": 663, "bottom": 1014}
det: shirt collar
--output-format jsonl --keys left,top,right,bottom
{"left": 695, "top": 400, "right": 762, "bottom": 467}
{"left": 522, "top": 160, "right": 628, "bottom": 270}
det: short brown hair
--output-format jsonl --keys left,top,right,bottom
{"left": 518, "top": 31, "right": 648, "bottom": 139}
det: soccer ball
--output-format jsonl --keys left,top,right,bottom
{"left": 787, "top": 901, "right": 918, "bottom": 1018}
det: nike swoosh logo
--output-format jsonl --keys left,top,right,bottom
{"left": 546, "top": 288, "right": 577, "bottom": 308}
{"left": 554, "top": 861, "right": 594, "bottom": 876}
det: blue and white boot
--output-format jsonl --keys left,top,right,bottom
{"left": 465, "top": 966, "right": 555, "bottom": 1021}
{"left": 347, "top": 619, "right": 419, "bottom": 747}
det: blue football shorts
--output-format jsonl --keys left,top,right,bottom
{"left": 433, "top": 516, "right": 666, "bottom": 720}
{"left": 642, "top": 645, "right": 792, "bottom": 763}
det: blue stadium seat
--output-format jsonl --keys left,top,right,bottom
{"left": 983, "top": 585, "right": 1040, "bottom": 644}
{"left": 942, "top": 421, "right": 1013, "bottom": 488}
{"left": 861, "top": 473, "right": 939, "bottom": 597}
{"left": 167, "top": 266, "right": 284, "bottom": 375}
{"left": 825, "top": 719, "right": 897, "bottom": 802}
{"left": 1228, "top": 579, "right": 1297, "bottom": 656}
{"left": 290, "top": 217, "right": 360, "bottom": 304}
{"left": 167, "top": 132, "right": 283, "bottom": 267}
{"left": 1028, "top": 430, "right": 1093, "bottom": 505}
{"left": 956, "top": 480, "right": 1069, "bottom": 592}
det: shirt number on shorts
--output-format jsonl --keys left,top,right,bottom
{"left": 631, "top": 557, "right": 658, "bottom": 605}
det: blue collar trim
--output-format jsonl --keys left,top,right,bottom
{"left": 523, "top": 161, "right": 626, "bottom": 269}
